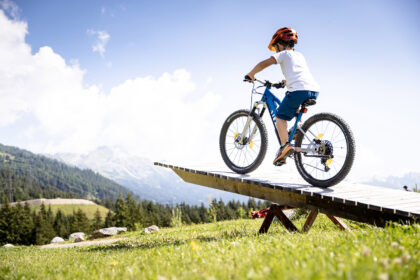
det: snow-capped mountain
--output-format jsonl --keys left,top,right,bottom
{"left": 364, "top": 172, "right": 420, "bottom": 191}
{"left": 52, "top": 146, "right": 250, "bottom": 205}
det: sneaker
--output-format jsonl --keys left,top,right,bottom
{"left": 273, "top": 143, "right": 295, "bottom": 166}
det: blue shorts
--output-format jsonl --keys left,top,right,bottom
{"left": 276, "top": 90, "right": 319, "bottom": 121}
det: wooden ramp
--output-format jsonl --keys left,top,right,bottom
{"left": 154, "top": 162, "right": 420, "bottom": 227}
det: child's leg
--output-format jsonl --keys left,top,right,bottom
{"left": 276, "top": 117, "right": 302, "bottom": 152}
{"left": 275, "top": 118, "right": 289, "bottom": 146}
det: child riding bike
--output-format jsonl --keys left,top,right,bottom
{"left": 245, "top": 27, "right": 320, "bottom": 166}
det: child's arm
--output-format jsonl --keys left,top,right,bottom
{"left": 246, "top": 57, "right": 276, "bottom": 81}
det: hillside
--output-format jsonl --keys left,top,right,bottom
{"left": 0, "top": 217, "right": 418, "bottom": 279}
{"left": 10, "top": 198, "right": 110, "bottom": 219}
{"left": 0, "top": 143, "right": 131, "bottom": 202}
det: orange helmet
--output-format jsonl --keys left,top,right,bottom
{"left": 268, "top": 27, "right": 298, "bottom": 51}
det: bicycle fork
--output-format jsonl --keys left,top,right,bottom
{"left": 238, "top": 101, "right": 264, "bottom": 145}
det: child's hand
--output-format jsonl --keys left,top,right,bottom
{"left": 282, "top": 79, "right": 287, "bottom": 86}
{"left": 244, "top": 74, "right": 255, "bottom": 82}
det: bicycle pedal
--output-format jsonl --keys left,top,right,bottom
{"left": 274, "top": 160, "right": 286, "bottom": 167}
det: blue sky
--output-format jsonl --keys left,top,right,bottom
{"left": 16, "top": 0, "right": 420, "bottom": 91}
{"left": 1, "top": 0, "right": 420, "bottom": 181}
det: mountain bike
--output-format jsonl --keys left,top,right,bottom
{"left": 219, "top": 78, "right": 355, "bottom": 187}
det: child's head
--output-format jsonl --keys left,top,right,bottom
{"left": 268, "top": 27, "right": 298, "bottom": 52}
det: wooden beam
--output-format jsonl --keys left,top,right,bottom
{"left": 259, "top": 212, "right": 275, "bottom": 234}
{"left": 258, "top": 204, "right": 299, "bottom": 233}
{"left": 327, "top": 215, "right": 349, "bottom": 231}
{"left": 270, "top": 205, "right": 299, "bottom": 232}
{"left": 303, "top": 209, "right": 319, "bottom": 232}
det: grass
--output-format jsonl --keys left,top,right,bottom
{"left": 0, "top": 215, "right": 419, "bottom": 279}
{"left": 32, "top": 204, "right": 110, "bottom": 219}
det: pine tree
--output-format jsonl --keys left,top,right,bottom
{"left": 91, "top": 209, "right": 103, "bottom": 231}
{"left": 114, "top": 193, "right": 128, "bottom": 227}
{"left": 53, "top": 209, "right": 67, "bottom": 238}
{"left": 208, "top": 199, "right": 217, "bottom": 223}
{"left": 70, "top": 208, "right": 90, "bottom": 233}
{"left": 170, "top": 207, "right": 183, "bottom": 227}
{"left": 35, "top": 204, "right": 56, "bottom": 245}
{"left": 104, "top": 211, "right": 115, "bottom": 227}
{"left": 0, "top": 196, "right": 12, "bottom": 244}
{"left": 126, "top": 193, "right": 138, "bottom": 230}
{"left": 21, "top": 202, "right": 35, "bottom": 244}
{"left": 236, "top": 207, "right": 246, "bottom": 219}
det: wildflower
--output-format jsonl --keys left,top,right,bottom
{"left": 362, "top": 246, "right": 370, "bottom": 257}
{"left": 402, "top": 252, "right": 410, "bottom": 263}
{"left": 190, "top": 240, "right": 200, "bottom": 251}
{"left": 393, "top": 258, "right": 402, "bottom": 265}
{"left": 378, "top": 273, "right": 388, "bottom": 280}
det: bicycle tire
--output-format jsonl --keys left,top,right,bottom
{"left": 219, "top": 109, "right": 268, "bottom": 174}
{"left": 294, "top": 113, "right": 356, "bottom": 187}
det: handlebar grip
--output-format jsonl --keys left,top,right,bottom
{"left": 273, "top": 81, "right": 285, "bottom": 89}
{"left": 243, "top": 75, "right": 252, "bottom": 82}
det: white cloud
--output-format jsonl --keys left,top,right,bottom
{"left": 0, "top": 0, "right": 19, "bottom": 19}
{"left": 87, "top": 29, "right": 110, "bottom": 57}
{"left": 0, "top": 10, "right": 221, "bottom": 163}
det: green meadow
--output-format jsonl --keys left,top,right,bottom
{"left": 1, "top": 215, "right": 419, "bottom": 280}
{"left": 32, "top": 204, "right": 110, "bottom": 220}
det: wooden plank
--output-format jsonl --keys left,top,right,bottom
{"left": 380, "top": 200, "right": 420, "bottom": 207}
{"left": 327, "top": 215, "right": 349, "bottom": 231}
{"left": 155, "top": 162, "right": 420, "bottom": 226}
{"left": 172, "top": 169, "right": 308, "bottom": 209}
{"left": 303, "top": 209, "right": 319, "bottom": 232}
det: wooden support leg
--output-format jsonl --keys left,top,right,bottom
{"left": 271, "top": 205, "right": 299, "bottom": 232}
{"left": 303, "top": 209, "right": 319, "bottom": 232}
{"left": 259, "top": 212, "right": 275, "bottom": 234}
{"left": 259, "top": 204, "right": 299, "bottom": 233}
{"left": 327, "top": 215, "right": 349, "bottom": 231}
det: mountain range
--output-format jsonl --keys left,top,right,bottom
{"left": 0, "top": 143, "right": 130, "bottom": 202}
{"left": 52, "top": 146, "right": 250, "bottom": 206}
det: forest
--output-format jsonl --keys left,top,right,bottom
{"left": 0, "top": 193, "right": 270, "bottom": 245}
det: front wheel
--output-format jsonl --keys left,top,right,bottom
{"left": 219, "top": 109, "right": 268, "bottom": 174}
{"left": 294, "top": 113, "right": 355, "bottom": 187}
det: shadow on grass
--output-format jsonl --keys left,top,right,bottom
{"left": 85, "top": 230, "right": 263, "bottom": 252}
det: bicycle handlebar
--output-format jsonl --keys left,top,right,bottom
{"left": 243, "top": 75, "right": 285, "bottom": 89}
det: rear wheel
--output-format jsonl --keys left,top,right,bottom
{"left": 219, "top": 109, "right": 268, "bottom": 174}
{"left": 294, "top": 113, "right": 355, "bottom": 187}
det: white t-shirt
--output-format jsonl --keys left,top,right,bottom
{"left": 271, "top": 50, "right": 320, "bottom": 92}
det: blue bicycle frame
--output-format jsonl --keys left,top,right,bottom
{"left": 258, "top": 86, "right": 304, "bottom": 145}
{"left": 237, "top": 80, "right": 316, "bottom": 153}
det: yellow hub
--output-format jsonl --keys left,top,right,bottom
{"left": 233, "top": 132, "right": 239, "bottom": 139}
{"left": 316, "top": 133, "right": 324, "bottom": 140}
{"left": 249, "top": 141, "right": 254, "bottom": 149}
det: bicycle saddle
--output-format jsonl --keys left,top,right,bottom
{"left": 302, "top": 99, "right": 316, "bottom": 106}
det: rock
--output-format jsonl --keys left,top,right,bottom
{"left": 89, "top": 227, "right": 127, "bottom": 240}
{"left": 3, "top": 244, "right": 14, "bottom": 247}
{"left": 69, "top": 232, "right": 85, "bottom": 240}
{"left": 51, "top": 237, "right": 65, "bottom": 244}
{"left": 74, "top": 236, "right": 84, "bottom": 243}
{"left": 145, "top": 225, "right": 159, "bottom": 234}
{"left": 283, "top": 209, "right": 296, "bottom": 220}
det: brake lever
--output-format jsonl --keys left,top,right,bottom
{"left": 272, "top": 81, "right": 285, "bottom": 89}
